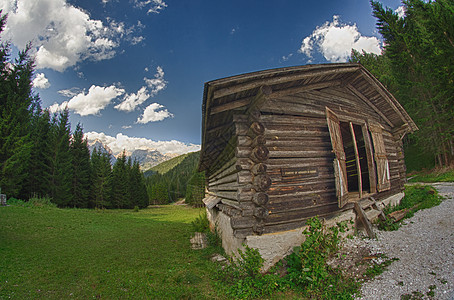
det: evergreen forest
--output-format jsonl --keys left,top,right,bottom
{"left": 0, "top": 14, "right": 147, "bottom": 208}
{"left": 350, "top": 0, "right": 453, "bottom": 170}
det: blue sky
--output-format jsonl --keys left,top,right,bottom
{"left": 0, "top": 0, "right": 403, "bottom": 155}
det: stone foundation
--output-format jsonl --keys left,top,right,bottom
{"left": 207, "top": 192, "right": 404, "bottom": 271}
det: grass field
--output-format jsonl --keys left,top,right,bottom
{"left": 0, "top": 205, "right": 221, "bottom": 299}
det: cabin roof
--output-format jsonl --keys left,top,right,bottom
{"left": 198, "top": 63, "right": 417, "bottom": 172}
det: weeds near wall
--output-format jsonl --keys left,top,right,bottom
{"left": 377, "top": 185, "right": 443, "bottom": 231}
{"left": 285, "top": 217, "right": 359, "bottom": 299}
{"left": 220, "top": 246, "right": 283, "bottom": 299}
{"left": 216, "top": 217, "right": 360, "bottom": 299}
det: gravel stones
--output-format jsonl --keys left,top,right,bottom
{"left": 355, "top": 182, "right": 454, "bottom": 300}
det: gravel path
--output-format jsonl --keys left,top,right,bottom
{"left": 356, "top": 182, "right": 454, "bottom": 300}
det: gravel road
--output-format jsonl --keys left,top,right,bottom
{"left": 356, "top": 182, "right": 454, "bottom": 300}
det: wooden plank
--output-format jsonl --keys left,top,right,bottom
{"left": 354, "top": 202, "right": 376, "bottom": 239}
{"left": 212, "top": 66, "right": 360, "bottom": 99}
{"left": 350, "top": 122, "right": 363, "bottom": 198}
{"left": 346, "top": 84, "right": 394, "bottom": 127}
{"left": 271, "top": 80, "right": 342, "bottom": 98}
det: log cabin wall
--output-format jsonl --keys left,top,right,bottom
{"left": 257, "top": 85, "right": 407, "bottom": 234}
{"left": 199, "top": 63, "right": 418, "bottom": 241}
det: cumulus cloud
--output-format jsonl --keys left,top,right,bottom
{"left": 144, "top": 66, "right": 167, "bottom": 96}
{"left": 114, "top": 86, "right": 150, "bottom": 112}
{"left": 49, "top": 85, "right": 125, "bottom": 116}
{"left": 137, "top": 103, "right": 173, "bottom": 124}
{"left": 115, "top": 66, "right": 166, "bottom": 112}
{"left": 395, "top": 6, "right": 406, "bottom": 19}
{"left": 134, "top": 0, "right": 167, "bottom": 14}
{"left": 85, "top": 131, "right": 200, "bottom": 155}
{"left": 0, "top": 0, "right": 142, "bottom": 71}
{"left": 32, "top": 73, "right": 50, "bottom": 89}
{"left": 299, "top": 15, "right": 382, "bottom": 63}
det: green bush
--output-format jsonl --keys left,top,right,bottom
{"left": 221, "top": 246, "right": 283, "bottom": 299}
{"left": 6, "top": 196, "right": 56, "bottom": 208}
{"left": 285, "top": 217, "right": 358, "bottom": 299}
{"left": 28, "top": 196, "right": 56, "bottom": 208}
{"left": 191, "top": 211, "right": 210, "bottom": 233}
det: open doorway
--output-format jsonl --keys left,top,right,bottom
{"left": 339, "top": 122, "right": 371, "bottom": 199}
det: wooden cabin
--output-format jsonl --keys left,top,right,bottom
{"left": 198, "top": 63, "right": 417, "bottom": 265}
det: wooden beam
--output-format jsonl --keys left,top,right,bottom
{"left": 210, "top": 98, "right": 250, "bottom": 115}
{"left": 354, "top": 202, "right": 376, "bottom": 239}
{"left": 346, "top": 84, "right": 394, "bottom": 128}
{"left": 271, "top": 80, "right": 342, "bottom": 98}
{"left": 358, "top": 69, "right": 407, "bottom": 123}
{"left": 350, "top": 122, "right": 362, "bottom": 198}
{"left": 212, "top": 66, "right": 360, "bottom": 99}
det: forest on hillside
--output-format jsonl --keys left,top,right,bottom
{"left": 0, "top": 12, "right": 204, "bottom": 208}
{"left": 145, "top": 151, "right": 206, "bottom": 207}
{"left": 350, "top": 0, "right": 453, "bottom": 170}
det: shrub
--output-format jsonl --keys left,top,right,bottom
{"left": 221, "top": 246, "right": 283, "bottom": 299}
{"left": 191, "top": 211, "right": 210, "bottom": 233}
{"left": 285, "top": 217, "right": 358, "bottom": 299}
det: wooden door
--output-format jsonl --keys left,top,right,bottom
{"left": 369, "top": 124, "right": 391, "bottom": 191}
{"left": 326, "top": 107, "right": 349, "bottom": 207}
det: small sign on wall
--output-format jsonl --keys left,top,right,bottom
{"left": 280, "top": 167, "right": 319, "bottom": 179}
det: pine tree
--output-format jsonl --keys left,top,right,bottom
{"left": 50, "top": 109, "right": 73, "bottom": 207}
{"left": 370, "top": 0, "right": 454, "bottom": 166}
{"left": 24, "top": 106, "right": 53, "bottom": 198}
{"left": 70, "top": 123, "right": 91, "bottom": 208}
{"left": 90, "top": 147, "right": 112, "bottom": 209}
{"left": 0, "top": 14, "right": 35, "bottom": 198}
{"left": 111, "top": 151, "right": 129, "bottom": 208}
{"left": 129, "top": 160, "right": 149, "bottom": 208}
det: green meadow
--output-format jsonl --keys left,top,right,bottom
{"left": 0, "top": 205, "right": 220, "bottom": 299}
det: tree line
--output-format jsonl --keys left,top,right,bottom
{"left": 145, "top": 151, "right": 205, "bottom": 207}
{"left": 0, "top": 14, "right": 148, "bottom": 208}
{"left": 350, "top": 0, "right": 453, "bottom": 168}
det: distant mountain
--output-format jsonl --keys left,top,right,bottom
{"left": 88, "top": 139, "right": 114, "bottom": 156}
{"left": 87, "top": 138, "right": 179, "bottom": 170}
{"left": 129, "top": 149, "right": 174, "bottom": 170}
{"left": 144, "top": 152, "right": 193, "bottom": 176}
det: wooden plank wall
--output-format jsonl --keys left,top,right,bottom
{"left": 206, "top": 85, "right": 407, "bottom": 237}
{"left": 257, "top": 85, "right": 404, "bottom": 234}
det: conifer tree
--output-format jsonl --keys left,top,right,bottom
{"left": 111, "top": 151, "right": 129, "bottom": 208}
{"left": 369, "top": 0, "right": 454, "bottom": 166}
{"left": 90, "top": 147, "right": 112, "bottom": 208}
{"left": 24, "top": 106, "right": 53, "bottom": 198}
{"left": 0, "top": 14, "right": 35, "bottom": 198}
{"left": 50, "top": 109, "right": 73, "bottom": 207}
{"left": 129, "top": 160, "right": 149, "bottom": 208}
{"left": 70, "top": 123, "right": 91, "bottom": 207}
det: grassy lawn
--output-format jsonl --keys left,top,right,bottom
{"left": 0, "top": 205, "right": 221, "bottom": 299}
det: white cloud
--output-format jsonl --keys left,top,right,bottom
{"left": 49, "top": 85, "right": 125, "bottom": 116}
{"left": 281, "top": 53, "right": 293, "bottom": 62}
{"left": 85, "top": 131, "right": 200, "bottom": 155}
{"left": 135, "top": 0, "right": 167, "bottom": 14}
{"left": 137, "top": 103, "right": 173, "bottom": 124}
{"left": 395, "top": 6, "right": 406, "bottom": 19}
{"left": 58, "top": 87, "right": 82, "bottom": 98}
{"left": 144, "top": 66, "right": 167, "bottom": 96}
{"left": 114, "top": 86, "right": 150, "bottom": 112}
{"left": 122, "top": 125, "right": 132, "bottom": 129}
{"left": 0, "top": 0, "right": 141, "bottom": 71}
{"left": 115, "top": 66, "right": 167, "bottom": 112}
{"left": 299, "top": 15, "right": 382, "bottom": 63}
{"left": 32, "top": 73, "right": 50, "bottom": 89}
